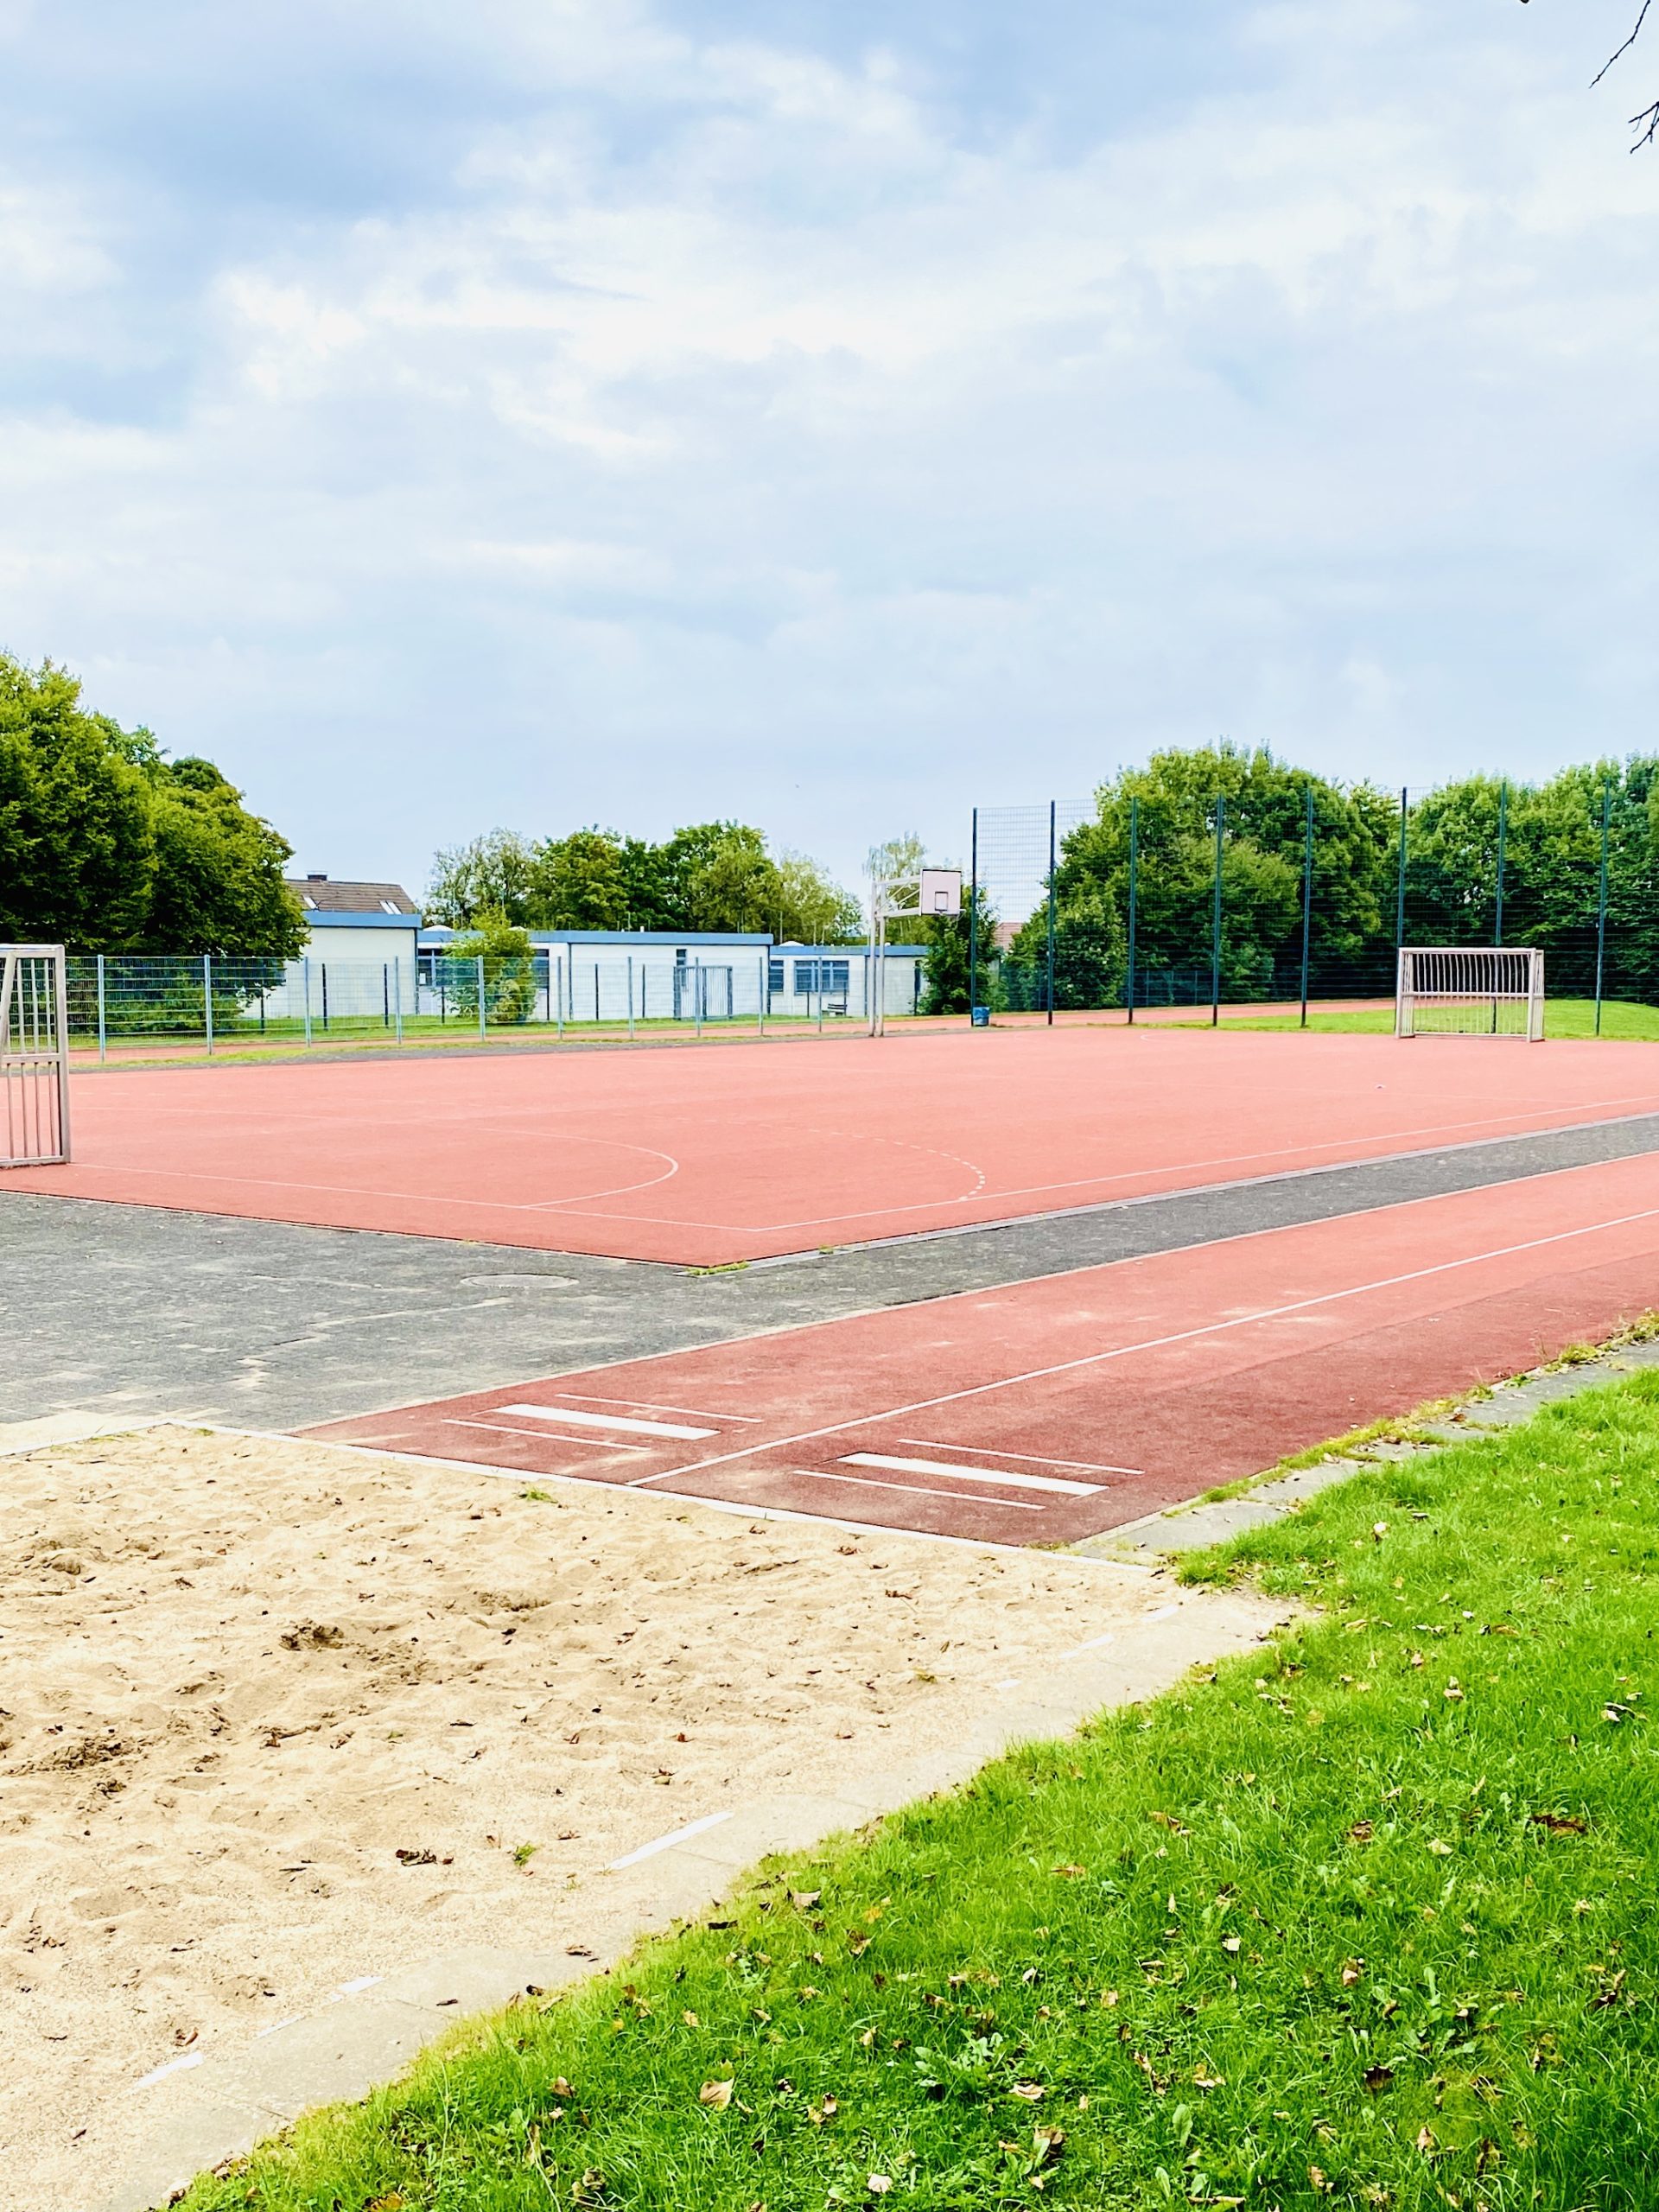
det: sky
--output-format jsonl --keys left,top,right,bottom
{"left": 2, "top": 1, "right": 1656, "bottom": 901}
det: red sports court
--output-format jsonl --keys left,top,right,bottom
{"left": 12, "top": 1027, "right": 1659, "bottom": 1266}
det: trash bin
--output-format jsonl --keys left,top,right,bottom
{"left": 969, "top": 1005, "right": 991, "bottom": 1029}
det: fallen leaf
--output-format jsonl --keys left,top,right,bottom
{"left": 1192, "top": 2069, "right": 1224, "bottom": 2090}
{"left": 394, "top": 1847, "right": 437, "bottom": 1867}
{"left": 1347, "top": 1820, "right": 1375, "bottom": 1845}
{"left": 790, "top": 1891, "right": 822, "bottom": 1911}
{"left": 699, "top": 2080, "right": 734, "bottom": 2110}
{"left": 1427, "top": 1839, "right": 1453, "bottom": 1856}
{"left": 1033, "top": 2124, "right": 1066, "bottom": 2164}
{"left": 683, "top": 2011, "right": 700, "bottom": 2028}
{"left": 1221, "top": 1936, "right": 1242, "bottom": 1955}
{"left": 1363, "top": 2065, "right": 1395, "bottom": 2094}
{"left": 868, "top": 2179, "right": 893, "bottom": 2197}
{"left": 1341, "top": 1959, "right": 1364, "bottom": 1986}
{"left": 1052, "top": 1863, "right": 1087, "bottom": 1878}
{"left": 1529, "top": 1811, "right": 1588, "bottom": 1837}
{"left": 1308, "top": 2168, "right": 1332, "bottom": 2195}
{"left": 1011, "top": 2082, "right": 1046, "bottom": 2102}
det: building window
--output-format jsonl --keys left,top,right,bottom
{"left": 767, "top": 960, "right": 785, "bottom": 995}
{"left": 796, "top": 959, "right": 849, "bottom": 995}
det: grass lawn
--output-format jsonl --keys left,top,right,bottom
{"left": 1208, "top": 998, "right": 1659, "bottom": 1040}
{"left": 183, "top": 1378, "right": 1659, "bottom": 2211}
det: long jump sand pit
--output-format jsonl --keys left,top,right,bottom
{"left": 0, "top": 1425, "right": 1236, "bottom": 2212}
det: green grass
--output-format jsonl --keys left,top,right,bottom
{"left": 1205, "top": 998, "right": 1659, "bottom": 1039}
{"left": 181, "top": 1380, "right": 1659, "bottom": 2212}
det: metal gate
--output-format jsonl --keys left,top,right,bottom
{"left": 2, "top": 944, "right": 71, "bottom": 1166}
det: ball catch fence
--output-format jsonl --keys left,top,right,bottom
{"left": 968, "top": 778, "right": 1640, "bottom": 1035}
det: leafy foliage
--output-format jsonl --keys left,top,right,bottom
{"left": 428, "top": 823, "right": 860, "bottom": 944}
{"left": 0, "top": 654, "right": 303, "bottom": 956}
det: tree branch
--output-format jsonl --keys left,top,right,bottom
{"left": 1591, "top": 0, "right": 1652, "bottom": 90}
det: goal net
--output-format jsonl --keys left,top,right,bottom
{"left": 2, "top": 944, "right": 72, "bottom": 1165}
{"left": 1395, "top": 947, "right": 1544, "bottom": 1041}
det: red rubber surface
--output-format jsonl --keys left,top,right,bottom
{"left": 13, "top": 1031, "right": 1659, "bottom": 1265}
{"left": 302, "top": 1153, "right": 1659, "bottom": 1543}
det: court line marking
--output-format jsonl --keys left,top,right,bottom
{"left": 47, "top": 1096, "right": 1659, "bottom": 1248}
{"left": 449, "top": 1419, "right": 645, "bottom": 1452}
{"left": 495, "top": 1403, "right": 716, "bottom": 1440}
{"left": 554, "top": 1097, "right": 1659, "bottom": 1239}
{"left": 841, "top": 1452, "right": 1102, "bottom": 1499}
{"left": 896, "top": 1438, "right": 1142, "bottom": 1476}
{"left": 553, "top": 1391, "right": 765, "bottom": 1424}
{"left": 765, "top": 1465, "right": 1046, "bottom": 1512}
{"left": 629, "top": 1196, "right": 1659, "bottom": 1491}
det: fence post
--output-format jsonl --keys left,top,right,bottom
{"left": 1300, "top": 785, "right": 1314, "bottom": 1029}
{"left": 1126, "top": 796, "right": 1138, "bottom": 1026}
{"left": 302, "top": 957, "right": 313, "bottom": 1047}
{"left": 968, "top": 806, "right": 980, "bottom": 1022}
{"left": 1595, "top": 779, "right": 1612, "bottom": 1037}
{"left": 203, "top": 953, "right": 213, "bottom": 1056}
{"left": 1495, "top": 780, "right": 1508, "bottom": 948}
{"left": 1045, "top": 798, "right": 1058, "bottom": 1025}
{"left": 477, "top": 955, "right": 487, "bottom": 1040}
{"left": 628, "top": 954, "right": 636, "bottom": 1040}
{"left": 96, "top": 953, "right": 107, "bottom": 1064}
{"left": 1211, "top": 794, "right": 1224, "bottom": 1027}
{"left": 393, "top": 957, "right": 404, "bottom": 1044}
{"left": 1395, "top": 785, "right": 1408, "bottom": 951}
{"left": 556, "top": 953, "right": 564, "bottom": 1039}
{"left": 757, "top": 952, "right": 766, "bottom": 1037}
{"left": 695, "top": 961, "right": 703, "bottom": 1039}
{"left": 382, "top": 963, "right": 390, "bottom": 1027}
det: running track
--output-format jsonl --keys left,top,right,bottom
{"left": 303, "top": 1151, "right": 1659, "bottom": 1545}
{"left": 16, "top": 1031, "right": 1659, "bottom": 1264}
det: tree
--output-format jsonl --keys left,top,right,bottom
{"left": 427, "top": 830, "right": 539, "bottom": 927}
{"left": 771, "top": 851, "right": 861, "bottom": 944}
{"left": 438, "top": 912, "right": 538, "bottom": 1023}
{"left": 0, "top": 658, "right": 155, "bottom": 949}
{"left": 918, "top": 886, "right": 995, "bottom": 1014}
{"left": 529, "top": 830, "right": 634, "bottom": 930}
{"left": 138, "top": 760, "right": 305, "bottom": 957}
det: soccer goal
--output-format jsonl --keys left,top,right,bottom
{"left": 1395, "top": 946, "right": 1545, "bottom": 1041}
{"left": 2, "top": 944, "right": 72, "bottom": 1165}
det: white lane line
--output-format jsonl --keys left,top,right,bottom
{"left": 632, "top": 1197, "right": 1659, "bottom": 1491}
{"left": 610, "top": 1809, "right": 733, "bottom": 1869}
{"left": 841, "top": 1452, "right": 1102, "bottom": 1499}
{"left": 450, "top": 1420, "right": 645, "bottom": 1452}
{"left": 766, "top": 1465, "right": 1046, "bottom": 1512}
{"left": 897, "top": 1438, "right": 1142, "bottom": 1476}
{"left": 131, "top": 2051, "right": 205, "bottom": 2091}
{"left": 495, "top": 1404, "right": 717, "bottom": 1440}
{"left": 556, "top": 1392, "right": 764, "bottom": 1425}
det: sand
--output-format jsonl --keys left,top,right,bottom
{"left": 0, "top": 1425, "right": 1184, "bottom": 2212}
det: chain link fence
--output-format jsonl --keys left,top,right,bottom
{"left": 62, "top": 947, "right": 923, "bottom": 1058}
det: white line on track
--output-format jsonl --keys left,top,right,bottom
{"left": 630, "top": 1195, "right": 1659, "bottom": 1491}
{"left": 449, "top": 1419, "right": 645, "bottom": 1452}
{"left": 896, "top": 1438, "right": 1141, "bottom": 1476}
{"left": 840, "top": 1452, "right": 1101, "bottom": 1498}
{"left": 754, "top": 1465, "right": 1046, "bottom": 1512}
{"left": 554, "top": 1391, "right": 764, "bottom": 1424}
{"left": 495, "top": 1404, "right": 716, "bottom": 1440}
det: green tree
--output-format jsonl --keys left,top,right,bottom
{"left": 528, "top": 830, "right": 634, "bottom": 930}
{"left": 438, "top": 912, "right": 538, "bottom": 1023}
{"left": 772, "top": 851, "right": 861, "bottom": 944}
{"left": 918, "top": 886, "right": 995, "bottom": 1015}
{"left": 427, "top": 830, "right": 539, "bottom": 926}
{"left": 660, "top": 822, "right": 779, "bottom": 933}
{"left": 0, "top": 657, "right": 155, "bottom": 949}
{"left": 140, "top": 760, "right": 304, "bottom": 957}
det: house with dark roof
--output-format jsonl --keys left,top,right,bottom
{"left": 284, "top": 875, "right": 423, "bottom": 966}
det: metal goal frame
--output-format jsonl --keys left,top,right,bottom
{"left": 2, "top": 944, "right": 72, "bottom": 1165}
{"left": 1395, "top": 946, "right": 1545, "bottom": 1041}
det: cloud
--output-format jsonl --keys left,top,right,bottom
{"left": 0, "top": 0, "right": 1656, "bottom": 890}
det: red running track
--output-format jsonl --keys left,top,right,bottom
{"left": 302, "top": 1152, "right": 1659, "bottom": 1544}
{"left": 12, "top": 1031, "right": 1659, "bottom": 1265}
